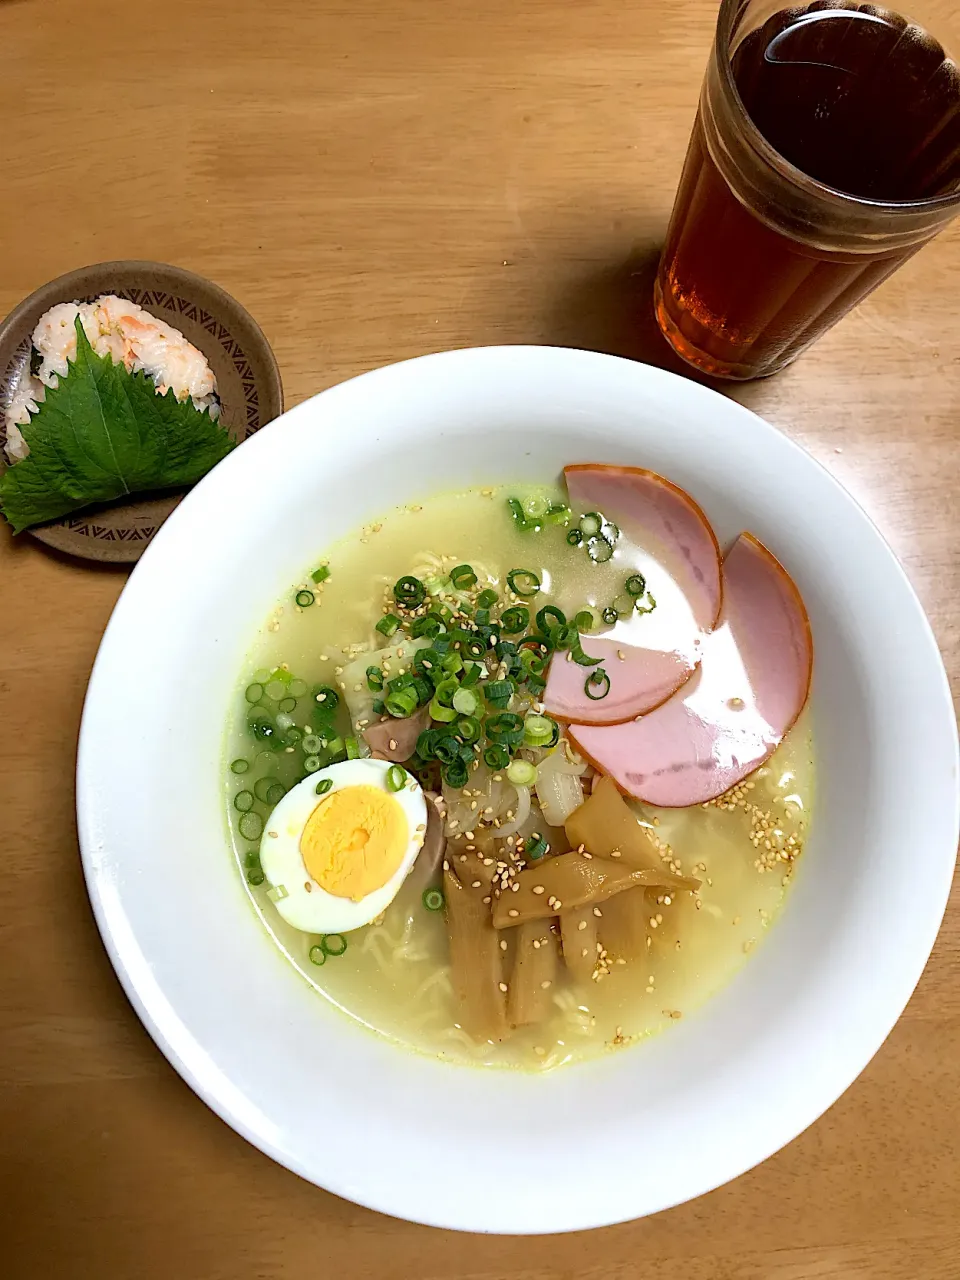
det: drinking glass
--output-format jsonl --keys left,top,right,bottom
{"left": 655, "top": 0, "right": 960, "bottom": 379}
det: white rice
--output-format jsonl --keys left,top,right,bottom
{"left": 2, "top": 294, "right": 220, "bottom": 462}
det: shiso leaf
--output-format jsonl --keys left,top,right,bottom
{"left": 0, "top": 316, "right": 234, "bottom": 533}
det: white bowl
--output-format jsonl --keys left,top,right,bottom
{"left": 77, "top": 346, "right": 959, "bottom": 1233}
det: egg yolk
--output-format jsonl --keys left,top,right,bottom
{"left": 299, "top": 785, "right": 408, "bottom": 901}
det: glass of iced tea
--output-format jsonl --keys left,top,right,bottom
{"left": 656, "top": 0, "right": 960, "bottom": 379}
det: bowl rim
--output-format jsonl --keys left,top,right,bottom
{"left": 76, "top": 344, "right": 960, "bottom": 1231}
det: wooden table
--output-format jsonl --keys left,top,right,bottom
{"left": 2, "top": 1, "right": 958, "bottom": 1275}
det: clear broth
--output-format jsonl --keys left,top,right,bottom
{"left": 224, "top": 486, "right": 814, "bottom": 1071}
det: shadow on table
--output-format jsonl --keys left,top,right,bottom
{"left": 542, "top": 240, "right": 723, "bottom": 391}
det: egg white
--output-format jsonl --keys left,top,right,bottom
{"left": 258, "top": 758, "right": 428, "bottom": 934}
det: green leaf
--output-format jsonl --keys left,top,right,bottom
{"left": 0, "top": 317, "right": 234, "bottom": 533}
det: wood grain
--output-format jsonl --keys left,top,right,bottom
{"left": 1, "top": 0, "right": 957, "bottom": 1276}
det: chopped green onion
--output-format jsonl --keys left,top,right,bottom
{"left": 485, "top": 712, "right": 524, "bottom": 745}
{"left": 248, "top": 713, "right": 278, "bottom": 746}
{"left": 507, "top": 569, "right": 541, "bottom": 598}
{"left": 265, "top": 678, "right": 287, "bottom": 701}
{"left": 422, "top": 887, "right": 445, "bottom": 912}
{"left": 507, "top": 497, "right": 534, "bottom": 531}
{"left": 230, "top": 758, "right": 249, "bottom": 774}
{"left": 304, "top": 755, "right": 321, "bottom": 773}
{"left": 429, "top": 677, "right": 459, "bottom": 723}
{"left": 278, "top": 697, "right": 298, "bottom": 716}
{"left": 234, "top": 790, "right": 255, "bottom": 813}
{"left": 295, "top": 589, "right": 315, "bottom": 608}
{"left": 526, "top": 832, "right": 550, "bottom": 860}
{"left": 244, "top": 850, "right": 261, "bottom": 869}
{"left": 345, "top": 737, "right": 361, "bottom": 759}
{"left": 366, "top": 666, "right": 385, "bottom": 691}
{"left": 315, "top": 778, "right": 333, "bottom": 795}
{"left": 452, "top": 687, "right": 480, "bottom": 716}
{"left": 586, "top": 536, "right": 614, "bottom": 564}
{"left": 536, "top": 604, "right": 566, "bottom": 632}
{"left": 442, "top": 756, "right": 469, "bottom": 787}
{"left": 247, "top": 868, "right": 266, "bottom": 886}
{"left": 245, "top": 683, "right": 264, "bottom": 704}
{"left": 523, "top": 715, "right": 558, "bottom": 748}
{"left": 545, "top": 502, "right": 571, "bottom": 525}
{"left": 411, "top": 613, "right": 444, "bottom": 638}
{"left": 571, "top": 642, "right": 603, "bottom": 667}
{"left": 413, "top": 648, "right": 439, "bottom": 676}
{"left": 432, "top": 735, "right": 461, "bottom": 766}
{"left": 477, "top": 589, "right": 498, "bottom": 609}
{"left": 455, "top": 714, "right": 482, "bottom": 744}
{"left": 500, "top": 606, "right": 529, "bottom": 634}
{"left": 484, "top": 744, "right": 510, "bottom": 770}
{"left": 439, "top": 651, "right": 463, "bottom": 676}
{"left": 386, "top": 765, "right": 406, "bottom": 792}
{"left": 567, "top": 529, "right": 583, "bottom": 546}
{"left": 484, "top": 679, "right": 514, "bottom": 709}
{"left": 238, "top": 811, "right": 263, "bottom": 841}
{"left": 376, "top": 613, "right": 402, "bottom": 637}
{"left": 635, "top": 592, "right": 658, "bottom": 616}
{"left": 524, "top": 494, "right": 548, "bottom": 518}
{"left": 289, "top": 678, "right": 308, "bottom": 698}
{"left": 311, "top": 565, "right": 331, "bottom": 584}
{"left": 394, "top": 576, "right": 426, "bottom": 607}
{"left": 266, "top": 782, "right": 285, "bottom": 806}
{"left": 626, "top": 573, "right": 647, "bottom": 597}
{"left": 322, "top": 933, "right": 348, "bottom": 956}
{"left": 579, "top": 512, "right": 604, "bottom": 537}
{"left": 308, "top": 944, "right": 327, "bottom": 965}
{"left": 575, "top": 607, "right": 602, "bottom": 633}
{"left": 450, "top": 564, "right": 478, "bottom": 590}
{"left": 461, "top": 662, "right": 482, "bottom": 687}
{"left": 585, "top": 668, "right": 611, "bottom": 700}
{"left": 313, "top": 685, "right": 340, "bottom": 712}
{"left": 302, "top": 735, "right": 322, "bottom": 754}
{"left": 602, "top": 606, "right": 619, "bottom": 624}
{"left": 386, "top": 688, "right": 418, "bottom": 718}
{"left": 548, "top": 623, "right": 577, "bottom": 651}
{"left": 253, "top": 776, "right": 276, "bottom": 804}
{"left": 475, "top": 607, "right": 491, "bottom": 626}
{"left": 507, "top": 759, "right": 537, "bottom": 787}
{"left": 604, "top": 521, "right": 620, "bottom": 542}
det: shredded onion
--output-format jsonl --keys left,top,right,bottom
{"left": 536, "top": 750, "right": 586, "bottom": 826}
{"left": 496, "top": 785, "right": 531, "bottom": 837}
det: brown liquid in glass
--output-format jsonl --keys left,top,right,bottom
{"left": 657, "top": 4, "right": 960, "bottom": 378}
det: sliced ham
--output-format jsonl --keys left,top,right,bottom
{"left": 543, "top": 464, "right": 722, "bottom": 725}
{"left": 569, "top": 533, "right": 812, "bottom": 806}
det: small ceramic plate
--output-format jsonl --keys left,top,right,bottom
{"left": 0, "top": 261, "right": 283, "bottom": 563}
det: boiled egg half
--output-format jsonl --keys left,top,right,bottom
{"left": 258, "top": 758, "right": 428, "bottom": 933}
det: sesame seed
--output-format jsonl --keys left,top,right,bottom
{"left": 593, "top": 907, "right": 602, "bottom": 918}
{"left": 508, "top": 909, "right": 519, "bottom": 918}
{"left": 498, "top": 982, "right": 508, "bottom": 993}
{"left": 471, "top": 880, "right": 481, "bottom": 888}
{"left": 581, "top": 948, "right": 589, "bottom": 957}
{"left": 540, "top": 980, "right": 552, "bottom": 990}
{"left": 577, "top": 920, "right": 587, "bottom": 931}
{"left": 500, "top": 939, "right": 507, "bottom": 951}
{"left": 267, "top": 831, "right": 278, "bottom": 839}
{"left": 532, "top": 885, "right": 545, "bottom": 895}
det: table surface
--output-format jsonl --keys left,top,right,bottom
{"left": 2, "top": 0, "right": 958, "bottom": 1276}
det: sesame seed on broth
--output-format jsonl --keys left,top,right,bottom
{"left": 224, "top": 484, "right": 815, "bottom": 1072}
